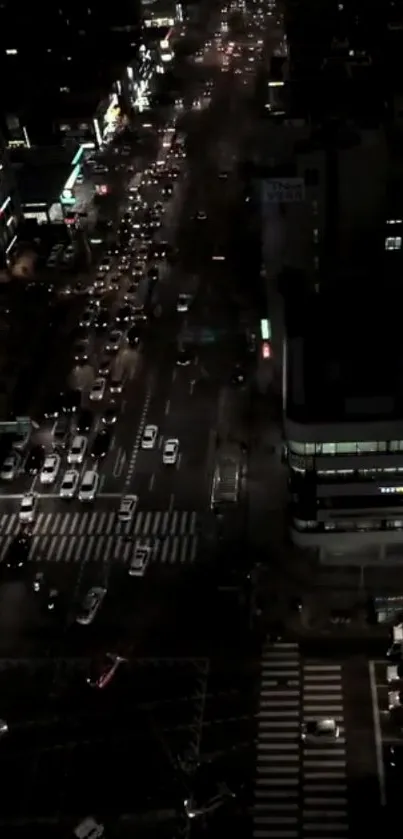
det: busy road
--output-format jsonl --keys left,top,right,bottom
{"left": 0, "top": 5, "right": 267, "bottom": 837}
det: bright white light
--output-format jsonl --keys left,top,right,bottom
{"left": 93, "top": 118, "right": 102, "bottom": 147}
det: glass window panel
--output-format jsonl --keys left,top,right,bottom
{"left": 305, "top": 443, "right": 315, "bottom": 455}
{"left": 389, "top": 441, "right": 402, "bottom": 451}
{"left": 289, "top": 441, "right": 305, "bottom": 454}
{"left": 322, "top": 443, "right": 336, "bottom": 454}
{"left": 336, "top": 442, "right": 356, "bottom": 454}
{"left": 357, "top": 442, "right": 378, "bottom": 453}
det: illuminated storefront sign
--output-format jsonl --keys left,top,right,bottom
{"left": 61, "top": 164, "right": 80, "bottom": 205}
{"left": 144, "top": 16, "right": 174, "bottom": 26}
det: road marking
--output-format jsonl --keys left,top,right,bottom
{"left": 165, "top": 399, "right": 170, "bottom": 415}
{"left": 123, "top": 385, "right": 152, "bottom": 490}
{"left": 148, "top": 473, "right": 155, "bottom": 491}
{"left": 369, "top": 659, "right": 386, "bottom": 807}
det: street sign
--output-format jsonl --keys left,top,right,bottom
{"left": 262, "top": 177, "right": 305, "bottom": 204}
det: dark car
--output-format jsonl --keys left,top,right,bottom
{"left": 76, "top": 409, "right": 94, "bottom": 434}
{"left": 25, "top": 445, "right": 46, "bottom": 475}
{"left": 162, "top": 183, "right": 173, "bottom": 198}
{"left": 115, "top": 305, "right": 133, "bottom": 325}
{"left": 61, "top": 389, "right": 81, "bottom": 414}
{"left": 52, "top": 415, "right": 70, "bottom": 450}
{"left": 95, "top": 309, "right": 110, "bottom": 331}
{"left": 102, "top": 405, "right": 119, "bottom": 425}
{"left": 5, "top": 534, "right": 31, "bottom": 570}
{"left": 91, "top": 429, "right": 112, "bottom": 458}
{"left": 231, "top": 365, "right": 245, "bottom": 385}
{"left": 148, "top": 267, "right": 159, "bottom": 283}
{"left": 127, "top": 326, "right": 141, "bottom": 347}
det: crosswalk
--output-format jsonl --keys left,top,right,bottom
{"left": 254, "top": 641, "right": 349, "bottom": 839}
{"left": 0, "top": 510, "right": 199, "bottom": 566}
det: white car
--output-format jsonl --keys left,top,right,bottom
{"left": 163, "top": 438, "right": 179, "bottom": 465}
{"left": 387, "top": 663, "right": 403, "bottom": 683}
{"left": 67, "top": 435, "right": 87, "bottom": 464}
{"left": 89, "top": 378, "right": 106, "bottom": 401}
{"left": 389, "top": 690, "right": 402, "bottom": 710}
{"left": 78, "top": 470, "right": 99, "bottom": 502}
{"left": 129, "top": 544, "right": 152, "bottom": 576}
{"left": 40, "top": 454, "right": 61, "bottom": 484}
{"left": 59, "top": 469, "right": 79, "bottom": 499}
{"left": 141, "top": 424, "right": 158, "bottom": 449}
{"left": 19, "top": 492, "right": 37, "bottom": 522}
{"left": 76, "top": 586, "right": 107, "bottom": 626}
{"left": 105, "top": 330, "right": 123, "bottom": 352}
{"left": 0, "top": 452, "right": 20, "bottom": 481}
{"left": 118, "top": 494, "right": 138, "bottom": 522}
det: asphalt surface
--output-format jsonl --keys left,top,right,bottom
{"left": 0, "top": 8, "right": 266, "bottom": 838}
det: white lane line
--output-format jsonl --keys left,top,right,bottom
{"left": 369, "top": 659, "right": 386, "bottom": 807}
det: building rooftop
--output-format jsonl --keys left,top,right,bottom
{"left": 11, "top": 147, "right": 73, "bottom": 207}
{"left": 286, "top": 287, "right": 403, "bottom": 426}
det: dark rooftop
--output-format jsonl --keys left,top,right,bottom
{"left": 10, "top": 147, "right": 73, "bottom": 207}
{"left": 286, "top": 288, "right": 403, "bottom": 425}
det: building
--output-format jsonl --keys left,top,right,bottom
{"left": 0, "top": 0, "right": 144, "bottom": 148}
{"left": 0, "top": 133, "right": 20, "bottom": 265}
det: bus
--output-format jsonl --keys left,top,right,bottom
{"left": 210, "top": 444, "right": 241, "bottom": 513}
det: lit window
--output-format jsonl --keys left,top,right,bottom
{"left": 385, "top": 236, "right": 402, "bottom": 250}
{"left": 5, "top": 49, "right": 18, "bottom": 55}
{"left": 386, "top": 219, "right": 402, "bottom": 224}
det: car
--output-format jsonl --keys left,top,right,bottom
{"left": 76, "top": 409, "right": 94, "bottom": 435}
{"left": 148, "top": 267, "right": 159, "bottom": 283}
{"left": 52, "top": 415, "right": 71, "bottom": 449}
{"left": 46, "top": 589, "right": 60, "bottom": 612}
{"left": 129, "top": 544, "right": 152, "bottom": 577}
{"left": 76, "top": 586, "right": 107, "bottom": 625}
{"left": 5, "top": 534, "right": 31, "bottom": 570}
{"left": 79, "top": 309, "right": 94, "bottom": 329}
{"left": 176, "top": 347, "right": 193, "bottom": 366}
{"left": 301, "top": 718, "right": 340, "bottom": 743}
{"left": 218, "top": 170, "right": 229, "bottom": 179}
{"left": 95, "top": 309, "right": 110, "bottom": 331}
{"left": 115, "top": 305, "right": 133, "bottom": 325}
{"left": 19, "top": 492, "right": 37, "bottom": 523}
{"left": 118, "top": 494, "right": 138, "bottom": 523}
{"left": 177, "top": 293, "right": 192, "bottom": 313}
{"left": 141, "top": 424, "right": 158, "bottom": 449}
{"left": 127, "top": 326, "right": 141, "bottom": 347}
{"left": 40, "top": 453, "right": 61, "bottom": 484}
{"left": 231, "top": 365, "right": 245, "bottom": 385}
{"left": 98, "top": 257, "right": 112, "bottom": 274}
{"left": 162, "top": 183, "right": 173, "bottom": 198}
{"left": 387, "top": 663, "right": 403, "bottom": 683}
{"left": 61, "top": 389, "right": 81, "bottom": 413}
{"left": 102, "top": 404, "right": 119, "bottom": 425}
{"left": 87, "top": 653, "right": 127, "bottom": 689}
{"left": 25, "top": 445, "right": 46, "bottom": 475}
{"left": 73, "top": 339, "right": 91, "bottom": 364}
{"left": 109, "top": 375, "right": 124, "bottom": 394}
{"left": 163, "top": 438, "right": 179, "bottom": 465}
{"left": 89, "top": 378, "right": 107, "bottom": 401}
{"left": 59, "top": 469, "right": 79, "bottom": 499}
{"left": 91, "top": 429, "right": 111, "bottom": 459}
{"left": 67, "top": 435, "right": 87, "bottom": 465}
{"left": 98, "top": 357, "right": 111, "bottom": 377}
{"left": 105, "top": 330, "right": 123, "bottom": 352}
{"left": 0, "top": 452, "right": 20, "bottom": 481}
{"left": 389, "top": 690, "right": 403, "bottom": 710}
{"left": 151, "top": 241, "right": 169, "bottom": 260}
{"left": 78, "top": 470, "right": 99, "bottom": 502}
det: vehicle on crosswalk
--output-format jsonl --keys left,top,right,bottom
{"left": 87, "top": 653, "right": 127, "bottom": 689}
{"left": 79, "top": 470, "right": 99, "bottom": 502}
{"left": 163, "top": 438, "right": 179, "bottom": 465}
{"left": 67, "top": 435, "right": 87, "bottom": 465}
{"left": 59, "top": 469, "right": 80, "bottom": 499}
{"left": 0, "top": 451, "right": 20, "bottom": 481}
{"left": 40, "top": 453, "right": 61, "bottom": 485}
{"left": 19, "top": 492, "right": 37, "bottom": 523}
{"left": 76, "top": 586, "right": 107, "bottom": 625}
{"left": 118, "top": 494, "right": 138, "bottom": 522}
{"left": 89, "top": 377, "right": 107, "bottom": 402}
{"left": 142, "top": 424, "right": 158, "bottom": 449}
{"left": 301, "top": 718, "right": 340, "bottom": 743}
{"left": 129, "top": 544, "right": 151, "bottom": 576}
